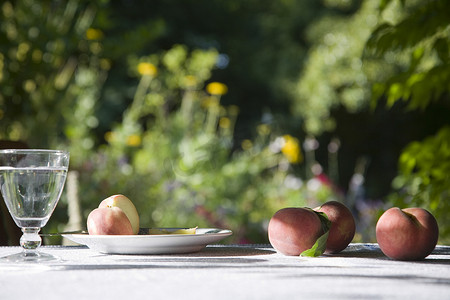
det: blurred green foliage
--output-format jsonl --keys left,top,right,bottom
{"left": 0, "top": 0, "right": 107, "bottom": 147}
{"left": 295, "top": 0, "right": 381, "bottom": 135}
{"left": 0, "top": 0, "right": 449, "bottom": 244}
{"left": 391, "top": 127, "right": 450, "bottom": 242}
{"left": 366, "top": 0, "right": 450, "bottom": 242}
{"left": 367, "top": 0, "right": 450, "bottom": 110}
{"left": 73, "top": 45, "right": 313, "bottom": 243}
{"left": 0, "top": 0, "right": 343, "bottom": 244}
{"left": 297, "top": 0, "right": 450, "bottom": 242}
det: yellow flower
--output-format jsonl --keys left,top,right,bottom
{"left": 206, "top": 82, "right": 228, "bottom": 95}
{"left": 137, "top": 62, "right": 158, "bottom": 77}
{"left": 86, "top": 28, "right": 103, "bottom": 40}
{"left": 100, "top": 58, "right": 111, "bottom": 71}
{"left": 257, "top": 124, "right": 271, "bottom": 136}
{"left": 241, "top": 139, "right": 253, "bottom": 150}
{"left": 281, "top": 135, "right": 302, "bottom": 164}
{"left": 104, "top": 131, "right": 115, "bottom": 143}
{"left": 184, "top": 75, "right": 197, "bottom": 87}
{"left": 219, "top": 117, "right": 231, "bottom": 129}
{"left": 126, "top": 134, "right": 142, "bottom": 147}
{"left": 23, "top": 80, "right": 36, "bottom": 93}
{"left": 201, "top": 96, "right": 219, "bottom": 108}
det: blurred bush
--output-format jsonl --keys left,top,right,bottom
{"left": 71, "top": 45, "right": 317, "bottom": 243}
{"left": 391, "top": 127, "right": 450, "bottom": 243}
{"left": 0, "top": 0, "right": 343, "bottom": 244}
{"left": 0, "top": 0, "right": 107, "bottom": 148}
{"left": 1, "top": 0, "right": 449, "bottom": 245}
{"left": 366, "top": 0, "right": 450, "bottom": 243}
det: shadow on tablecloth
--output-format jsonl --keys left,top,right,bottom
{"left": 188, "top": 244, "right": 276, "bottom": 257}
{"left": 327, "top": 243, "right": 450, "bottom": 265}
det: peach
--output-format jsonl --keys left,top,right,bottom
{"left": 268, "top": 207, "right": 329, "bottom": 256}
{"left": 99, "top": 194, "right": 140, "bottom": 234}
{"left": 314, "top": 201, "right": 356, "bottom": 254}
{"left": 87, "top": 207, "right": 134, "bottom": 235}
{"left": 376, "top": 207, "right": 439, "bottom": 261}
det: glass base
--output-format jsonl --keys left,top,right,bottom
{"left": 0, "top": 251, "right": 60, "bottom": 263}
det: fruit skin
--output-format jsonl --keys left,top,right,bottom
{"left": 268, "top": 207, "right": 324, "bottom": 256}
{"left": 99, "top": 194, "right": 140, "bottom": 234}
{"left": 314, "top": 201, "right": 356, "bottom": 254}
{"left": 87, "top": 207, "right": 134, "bottom": 235}
{"left": 376, "top": 207, "right": 439, "bottom": 261}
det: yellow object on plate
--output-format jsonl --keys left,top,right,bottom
{"left": 148, "top": 227, "right": 197, "bottom": 235}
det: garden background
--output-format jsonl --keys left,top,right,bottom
{"left": 1, "top": 0, "right": 449, "bottom": 244}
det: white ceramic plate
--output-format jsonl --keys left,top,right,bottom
{"left": 62, "top": 228, "right": 232, "bottom": 255}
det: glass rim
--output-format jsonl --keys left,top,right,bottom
{"left": 0, "top": 149, "right": 69, "bottom": 155}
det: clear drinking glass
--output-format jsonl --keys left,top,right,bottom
{"left": 0, "top": 149, "right": 69, "bottom": 262}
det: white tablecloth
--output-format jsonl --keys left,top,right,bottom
{"left": 0, "top": 243, "right": 449, "bottom": 299}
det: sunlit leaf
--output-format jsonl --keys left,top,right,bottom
{"left": 300, "top": 210, "right": 331, "bottom": 257}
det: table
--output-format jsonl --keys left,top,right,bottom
{"left": 0, "top": 243, "right": 449, "bottom": 299}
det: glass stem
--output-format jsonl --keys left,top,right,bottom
{"left": 20, "top": 227, "right": 42, "bottom": 256}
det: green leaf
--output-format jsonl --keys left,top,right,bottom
{"left": 300, "top": 230, "right": 330, "bottom": 257}
{"left": 386, "top": 83, "right": 404, "bottom": 107}
{"left": 378, "top": 0, "right": 391, "bottom": 12}
{"left": 300, "top": 211, "right": 331, "bottom": 257}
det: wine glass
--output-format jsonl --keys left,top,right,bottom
{"left": 0, "top": 149, "right": 70, "bottom": 262}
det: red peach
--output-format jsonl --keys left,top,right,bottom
{"left": 99, "top": 194, "right": 140, "bottom": 234}
{"left": 268, "top": 207, "right": 325, "bottom": 256}
{"left": 376, "top": 207, "right": 439, "bottom": 260}
{"left": 314, "top": 201, "right": 356, "bottom": 254}
{"left": 87, "top": 207, "right": 134, "bottom": 235}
